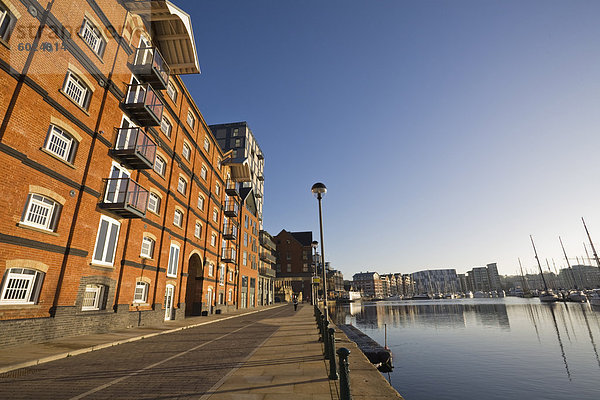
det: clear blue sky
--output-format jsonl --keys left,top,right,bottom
{"left": 178, "top": 0, "right": 600, "bottom": 277}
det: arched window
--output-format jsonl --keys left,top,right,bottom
{"left": 182, "top": 142, "right": 191, "bottom": 161}
{"left": 154, "top": 155, "right": 166, "bottom": 177}
{"left": 44, "top": 125, "right": 78, "bottom": 163}
{"left": 0, "top": 268, "right": 45, "bottom": 304}
{"left": 21, "top": 193, "right": 62, "bottom": 232}
{"left": 177, "top": 176, "right": 187, "bottom": 196}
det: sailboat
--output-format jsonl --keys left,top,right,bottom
{"left": 518, "top": 258, "right": 533, "bottom": 298}
{"left": 559, "top": 236, "right": 587, "bottom": 302}
{"left": 530, "top": 235, "right": 558, "bottom": 303}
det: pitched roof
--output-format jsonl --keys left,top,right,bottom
{"left": 290, "top": 231, "right": 313, "bottom": 246}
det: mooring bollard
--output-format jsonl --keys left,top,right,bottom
{"left": 337, "top": 347, "right": 351, "bottom": 400}
{"left": 323, "top": 319, "right": 330, "bottom": 359}
{"left": 328, "top": 327, "right": 338, "bottom": 380}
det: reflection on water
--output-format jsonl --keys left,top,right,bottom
{"left": 330, "top": 298, "right": 600, "bottom": 400}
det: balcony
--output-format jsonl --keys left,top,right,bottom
{"left": 225, "top": 179, "right": 239, "bottom": 196}
{"left": 223, "top": 223, "right": 238, "bottom": 240}
{"left": 224, "top": 200, "right": 239, "bottom": 217}
{"left": 122, "top": 83, "right": 163, "bottom": 126}
{"left": 257, "top": 173, "right": 264, "bottom": 181}
{"left": 128, "top": 47, "right": 170, "bottom": 90}
{"left": 260, "top": 251, "right": 276, "bottom": 264}
{"left": 110, "top": 127, "right": 156, "bottom": 169}
{"left": 98, "top": 177, "right": 148, "bottom": 218}
{"left": 221, "top": 247, "right": 237, "bottom": 263}
{"left": 259, "top": 266, "right": 276, "bottom": 278}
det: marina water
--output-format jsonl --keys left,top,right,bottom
{"left": 330, "top": 298, "right": 600, "bottom": 400}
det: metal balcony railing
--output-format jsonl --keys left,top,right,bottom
{"left": 223, "top": 223, "right": 238, "bottom": 240}
{"left": 221, "top": 247, "right": 237, "bottom": 263}
{"left": 260, "top": 251, "right": 277, "bottom": 264}
{"left": 98, "top": 177, "right": 148, "bottom": 218}
{"left": 129, "top": 46, "right": 170, "bottom": 90}
{"left": 110, "top": 127, "right": 157, "bottom": 169}
{"left": 225, "top": 179, "right": 239, "bottom": 196}
{"left": 224, "top": 200, "right": 239, "bottom": 217}
{"left": 122, "top": 83, "right": 163, "bottom": 127}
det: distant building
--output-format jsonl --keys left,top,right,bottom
{"left": 273, "top": 230, "right": 314, "bottom": 301}
{"left": 401, "top": 274, "right": 415, "bottom": 298}
{"left": 412, "top": 269, "right": 459, "bottom": 294}
{"left": 467, "top": 263, "right": 502, "bottom": 292}
{"left": 353, "top": 271, "right": 383, "bottom": 298}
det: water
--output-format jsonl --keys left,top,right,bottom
{"left": 329, "top": 298, "right": 600, "bottom": 400}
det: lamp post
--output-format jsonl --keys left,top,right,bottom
{"left": 311, "top": 240, "right": 318, "bottom": 306}
{"left": 311, "top": 182, "right": 328, "bottom": 321}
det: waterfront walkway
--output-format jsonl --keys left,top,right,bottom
{"left": 0, "top": 304, "right": 402, "bottom": 399}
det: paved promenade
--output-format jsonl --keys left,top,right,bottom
{"left": 0, "top": 304, "right": 402, "bottom": 399}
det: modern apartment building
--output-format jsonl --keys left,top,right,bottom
{"left": 211, "top": 122, "right": 264, "bottom": 223}
{"left": 258, "top": 229, "right": 276, "bottom": 306}
{"left": 412, "top": 269, "right": 460, "bottom": 294}
{"left": 273, "top": 230, "right": 314, "bottom": 302}
{"left": 352, "top": 271, "right": 383, "bottom": 299}
{"left": 0, "top": 0, "right": 259, "bottom": 348}
{"left": 466, "top": 263, "right": 501, "bottom": 292}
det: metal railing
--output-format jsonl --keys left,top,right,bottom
{"left": 223, "top": 223, "right": 238, "bottom": 240}
{"left": 131, "top": 46, "right": 170, "bottom": 88}
{"left": 113, "top": 127, "right": 157, "bottom": 165}
{"left": 221, "top": 247, "right": 237, "bottom": 262}
{"left": 101, "top": 177, "right": 148, "bottom": 213}
{"left": 123, "top": 83, "right": 164, "bottom": 124}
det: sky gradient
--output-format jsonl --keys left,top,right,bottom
{"left": 178, "top": 0, "right": 600, "bottom": 277}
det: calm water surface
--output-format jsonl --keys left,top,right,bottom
{"left": 330, "top": 298, "right": 600, "bottom": 400}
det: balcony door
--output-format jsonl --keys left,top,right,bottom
{"left": 105, "top": 162, "right": 130, "bottom": 204}
{"left": 115, "top": 115, "right": 137, "bottom": 151}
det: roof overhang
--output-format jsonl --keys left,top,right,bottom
{"left": 123, "top": 0, "right": 200, "bottom": 75}
{"left": 226, "top": 161, "right": 251, "bottom": 182}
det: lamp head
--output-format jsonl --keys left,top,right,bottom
{"left": 311, "top": 182, "right": 327, "bottom": 197}
{"left": 311, "top": 240, "right": 318, "bottom": 249}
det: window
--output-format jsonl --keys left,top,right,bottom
{"left": 160, "top": 117, "right": 172, "bottom": 138}
{"left": 140, "top": 236, "right": 154, "bottom": 259}
{"left": 148, "top": 192, "right": 160, "bottom": 214}
{"left": 194, "top": 222, "right": 202, "bottom": 238}
{"left": 182, "top": 142, "right": 191, "bottom": 161}
{"left": 212, "top": 208, "right": 218, "bottom": 222}
{"left": 228, "top": 289, "right": 232, "bottom": 302}
{"left": 173, "top": 209, "right": 183, "bottom": 227}
{"left": 21, "top": 194, "right": 61, "bottom": 232}
{"left": 133, "top": 281, "right": 149, "bottom": 303}
{"left": 211, "top": 232, "right": 217, "bottom": 247}
{"left": 217, "top": 158, "right": 222, "bottom": 170}
{"left": 243, "top": 251, "right": 247, "bottom": 266}
{"left": 79, "top": 18, "right": 106, "bottom": 57}
{"left": 0, "top": 268, "right": 45, "bottom": 305}
{"left": 0, "top": 4, "right": 16, "bottom": 42}
{"left": 228, "top": 270, "right": 233, "bottom": 282}
{"left": 303, "top": 263, "right": 308, "bottom": 272}
{"left": 200, "top": 165, "right": 207, "bottom": 180}
{"left": 219, "top": 265, "right": 225, "bottom": 286}
{"left": 287, "top": 264, "right": 292, "bottom": 272}
{"left": 232, "top": 128, "right": 239, "bottom": 137}
{"left": 208, "top": 263, "right": 214, "bottom": 277}
{"left": 235, "top": 138, "right": 241, "bottom": 147}
{"left": 82, "top": 284, "right": 105, "bottom": 311}
{"left": 244, "top": 233, "right": 248, "bottom": 247}
{"left": 177, "top": 176, "right": 187, "bottom": 196}
{"left": 167, "top": 243, "right": 180, "bottom": 277}
{"left": 44, "top": 125, "right": 77, "bottom": 163}
{"left": 166, "top": 81, "right": 177, "bottom": 102}
{"left": 197, "top": 194, "right": 205, "bottom": 210}
{"left": 215, "top": 182, "right": 220, "bottom": 196}
{"left": 63, "top": 71, "right": 91, "bottom": 109}
{"left": 244, "top": 215, "right": 249, "bottom": 229}
{"left": 186, "top": 111, "right": 195, "bottom": 129}
{"left": 92, "top": 215, "right": 121, "bottom": 266}
{"left": 203, "top": 137, "right": 210, "bottom": 152}
{"left": 232, "top": 150, "right": 237, "bottom": 158}
{"left": 154, "top": 155, "right": 166, "bottom": 177}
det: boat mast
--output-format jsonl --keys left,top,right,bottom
{"left": 584, "top": 242, "right": 592, "bottom": 265}
{"left": 518, "top": 257, "right": 530, "bottom": 294}
{"left": 582, "top": 217, "right": 600, "bottom": 270}
{"left": 530, "top": 235, "right": 549, "bottom": 291}
{"left": 559, "top": 236, "right": 577, "bottom": 289}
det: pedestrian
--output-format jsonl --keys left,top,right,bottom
{"left": 293, "top": 297, "right": 298, "bottom": 311}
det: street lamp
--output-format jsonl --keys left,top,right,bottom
{"left": 311, "top": 240, "right": 318, "bottom": 306}
{"left": 311, "top": 182, "right": 328, "bottom": 321}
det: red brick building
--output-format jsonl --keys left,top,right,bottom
{"left": 0, "top": 0, "right": 262, "bottom": 348}
{"left": 273, "top": 230, "right": 314, "bottom": 302}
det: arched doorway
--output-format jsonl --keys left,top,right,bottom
{"left": 185, "top": 253, "right": 204, "bottom": 316}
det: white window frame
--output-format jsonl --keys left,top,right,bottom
{"left": 167, "top": 243, "right": 180, "bottom": 277}
{"left": 182, "top": 142, "right": 191, "bottom": 161}
{"left": 228, "top": 270, "right": 233, "bottom": 282}
{"left": 0, "top": 5, "right": 16, "bottom": 41}
{"left": 243, "top": 251, "right": 247, "bottom": 266}
{"left": 208, "top": 263, "right": 214, "bottom": 277}
{"left": 80, "top": 18, "right": 105, "bottom": 57}
{"left": 219, "top": 264, "right": 225, "bottom": 286}
{"left": 177, "top": 176, "right": 187, "bottom": 196}
{"left": 148, "top": 192, "right": 160, "bottom": 214}
{"left": 21, "top": 193, "right": 60, "bottom": 232}
{"left": 154, "top": 155, "right": 166, "bottom": 177}
{"left": 173, "top": 209, "right": 183, "bottom": 227}
{"left": 140, "top": 236, "right": 154, "bottom": 259}
{"left": 211, "top": 233, "right": 217, "bottom": 247}
{"left": 133, "top": 281, "right": 149, "bottom": 304}
{"left": 203, "top": 137, "right": 210, "bottom": 152}
{"left": 197, "top": 194, "right": 205, "bottom": 210}
{"left": 212, "top": 208, "right": 218, "bottom": 222}
{"left": 228, "top": 289, "right": 232, "bottom": 302}
{"left": 63, "top": 70, "right": 90, "bottom": 109}
{"left": 44, "top": 125, "right": 75, "bottom": 163}
{"left": 0, "top": 268, "right": 45, "bottom": 305}
{"left": 215, "top": 182, "right": 220, "bottom": 196}
{"left": 200, "top": 165, "right": 207, "bottom": 180}
{"left": 166, "top": 80, "right": 177, "bottom": 102}
{"left": 186, "top": 111, "right": 195, "bottom": 129}
{"left": 160, "top": 116, "right": 172, "bottom": 138}
{"left": 92, "top": 215, "right": 121, "bottom": 266}
{"left": 82, "top": 284, "right": 105, "bottom": 311}
{"left": 194, "top": 222, "right": 202, "bottom": 239}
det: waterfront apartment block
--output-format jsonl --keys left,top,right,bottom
{"left": 353, "top": 271, "right": 383, "bottom": 298}
{"left": 466, "top": 263, "right": 501, "bottom": 292}
{"left": 211, "top": 122, "right": 264, "bottom": 223}
{"left": 412, "top": 269, "right": 460, "bottom": 294}
{"left": 258, "top": 229, "right": 276, "bottom": 305}
{"left": 273, "top": 230, "right": 314, "bottom": 302}
{"left": 0, "top": 0, "right": 266, "bottom": 348}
